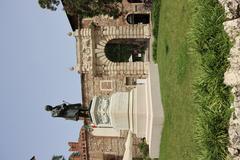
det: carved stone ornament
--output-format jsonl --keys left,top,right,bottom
{"left": 81, "top": 38, "right": 93, "bottom": 72}
{"left": 94, "top": 97, "right": 111, "bottom": 126}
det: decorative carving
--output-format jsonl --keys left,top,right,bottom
{"left": 81, "top": 38, "right": 93, "bottom": 72}
{"left": 94, "top": 97, "right": 111, "bottom": 126}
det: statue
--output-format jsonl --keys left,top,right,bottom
{"left": 30, "top": 156, "right": 36, "bottom": 160}
{"left": 45, "top": 102, "right": 90, "bottom": 121}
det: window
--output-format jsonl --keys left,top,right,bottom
{"left": 100, "top": 80, "right": 113, "bottom": 91}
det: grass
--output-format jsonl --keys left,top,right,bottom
{"left": 154, "top": 0, "right": 200, "bottom": 159}
{"left": 153, "top": 0, "right": 232, "bottom": 159}
{"left": 189, "top": 0, "right": 232, "bottom": 159}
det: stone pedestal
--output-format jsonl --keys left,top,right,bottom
{"left": 90, "top": 63, "right": 163, "bottom": 158}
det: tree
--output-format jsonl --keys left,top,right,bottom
{"left": 38, "top": 0, "right": 122, "bottom": 19}
{"left": 38, "top": 0, "right": 60, "bottom": 11}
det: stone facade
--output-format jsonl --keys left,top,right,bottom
{"left": 72, "top": 25, "right": 150, "bottom": 77}
{"left": 87, "top": 130, "right": 142, "bottom": 160}
{"left": 69, "top": 0, "right": 152, "bottom": 109}
{"left": 69, "top": 128, "right": 88, "bottom": 160}
{"left": 69, "top": 127, "right": 142, "bottom": 160}
{"left": 66, "top": 1, "right": 152, "bottom": 159}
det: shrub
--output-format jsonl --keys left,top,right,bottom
{"left": 138, "top": 139, "right": 150, "bottom": 160}
{"left": 189, "top": 0, "right": 232, "bottom": 159}
{"left": 152, "top": 0, "right": 161, "bottom": 62}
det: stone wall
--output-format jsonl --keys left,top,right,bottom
{"left": 81, "top": 65, "right": 148, "bottom": 108}
{"left": 81, "top": 73, "right": 94, "bottom": 108}
{"left": 87, "top": 130, "right": 142, "bottom": 159}
{"left": 74, "top": 1, "right": 152, "bottom": 159}
{"left": 68, "top": 127, "right": 142, "bottom": 159}
{"left": 219, "top": 0, "right": 240, "bottom": 159}
{"left": 68, "top": 128, "right": 88, "bottom": 160}
{"left": 82, "top": 73, "right": 130, "bottom": 107}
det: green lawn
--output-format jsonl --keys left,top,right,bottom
{"left": 155, "top": 0, "right": 200, "bottom": 159}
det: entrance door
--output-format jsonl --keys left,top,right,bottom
{"left": 127, "top": 14, "right": 150, "bottom": 24}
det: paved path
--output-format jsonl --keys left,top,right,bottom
{"left": 148, "top": 63, "right": 164, "bottom": 158}
{"left": 148, "top": 23, "right": 165, "bottom": 158}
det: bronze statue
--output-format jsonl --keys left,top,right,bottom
{"left": 45, "top": 102, "right": 89, "bottom": 121}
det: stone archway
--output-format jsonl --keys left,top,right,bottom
{"left": 94, "top": 25, "right": 150, "bottom": 75}
{"left": 105, "top": 38, "right": 148, "bottom": 63}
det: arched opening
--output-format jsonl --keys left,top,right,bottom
{"left": 104, "top": 39, "right": 148, "bottom": 62}
{"left": 127, "top": 14, "right": 150, "bottom": 24}
{"left": 127, "top": 0, "right": 144, "bottom": 3}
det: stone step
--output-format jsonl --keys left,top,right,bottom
{"left": 148, "top": 64, "right": 164, "bottom": 158}
{"left": 137, "top": 84, "right": 148, "bottom": 138}
{"left": 145, "top": 77, "right": 152, "bottom": 144}
{"left": 132, "top": 84, "right": 148, "bottom": 138}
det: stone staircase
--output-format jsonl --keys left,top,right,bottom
{"left": 129, "top": 63, "right": 163, "bottom": 158}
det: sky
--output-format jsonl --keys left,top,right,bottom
{"left": 0, "top": 1, "right": 82, "bottom": 159}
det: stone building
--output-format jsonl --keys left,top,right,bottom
{"left": 68, "top": 127, "right": 88, "bottom": 160}
{"left": 66, "top": 0, "right": 163, "bottom": 159}
{"left": 68, "top": 127, "right": 142, "bottom": 160}
{"left": 68, "top": 0, "right": 152, "bottom": 108}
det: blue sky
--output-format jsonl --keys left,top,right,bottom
{"left": 0, "top": 1, "right": 82, "bottom": 159}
